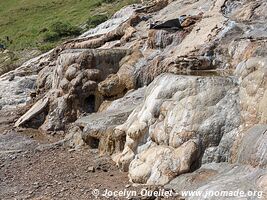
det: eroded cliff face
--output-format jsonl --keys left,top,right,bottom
{"left": 113, "top": 74, "right": 241, "bottom": 184}
{"left": 2, "top": 0, "right": 267, "bottom": 198}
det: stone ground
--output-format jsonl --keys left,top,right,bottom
{"left": 0, "top": 109, "right": 177, "bottom": 200}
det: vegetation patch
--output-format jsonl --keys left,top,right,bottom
{"left": 86, "top": 15, "right": 109, "bottom": 29}
{"left": 42, "top": 21, "right": 82, "bottom": 42}
{"left": 0, "top": 0, "right": 138, "bottom": 51}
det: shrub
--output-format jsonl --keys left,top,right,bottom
{"left": 38, "top": 43, "right": 55, "bottom": 52}
{"left": 102, "top": 0, "right": 116, "bottom": 3}
{"left": 42, "top": 21, "right": 82, "bottom": 42}
{"left": 43, "top": 31, "right": 59, "bottom": 42}
{"left": 86, "top": 14, "right": 108, "bottom": 29}
{"left": 0, "top": 38, "right": 7, "bottom": 49}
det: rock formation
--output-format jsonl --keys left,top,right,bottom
{"left": 113, "top": 73, "right": 241, "bottom": 184}
{"left": 0, "top": 0, "right": 266, "bottom": 198}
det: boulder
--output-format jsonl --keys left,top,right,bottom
{"left": 15, "top": 97, "right": 49, "bottom": 128}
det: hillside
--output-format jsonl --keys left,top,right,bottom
{"left": 0, "top": 0, "right": 137, "bottom": 76}
{"left": 0, "top": 0, "right": 137, "bottom": 51}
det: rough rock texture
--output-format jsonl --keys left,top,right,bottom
{"left": 113, "top": 73, "right": 240, "bottom": 184}
{"left": 166, "top": 125, "right": 267, "bottom": 199}
{"left": 235, "top": 57, "right": 267, "bottom": 126}
{"left": 16, "top": 49, "right": 128, "bottom": 131}
{"left": 0, "top": 51, "right": 52, "bottom": 110}
{"left": 166, "top": 163, "right": 267, "bottom": 199}
{"left": 79, "top": 5, "right": 141, "bottom": 38}
{"left": 76, "top": 87, "right": 145, "bottom": 155}
{"left": 0, "top": 75, "right": 36, "bottom": 110}
{"left": 235, "top": 125, "right": 267, "bottom": 168}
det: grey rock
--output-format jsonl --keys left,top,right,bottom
{"left": 166, "top": 125, "right": 267, "bottom": 199}
{"left": 76, "top": 87, "right": 145, "bottom": 154}
{"left": 15, "top": 97, "right": 49, "bottom": 127}
{"left": 235, "top": 125, "right": 267, "bottom": 168}
{"left": 166, "top": 162, "right": 266, "bottom": 200}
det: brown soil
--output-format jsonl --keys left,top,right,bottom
{"left": 0, "top": 110, "right": 177, "bottom": 200}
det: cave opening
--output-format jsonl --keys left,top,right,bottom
{"left": 84, "top": 95, "right": 95, "bottom": 113}
{"left": 85, "top": 136, "right": 100, "bottom": 149}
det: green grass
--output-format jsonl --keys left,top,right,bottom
{"left": 0, "top": 0, "right": 138, "bottom": 51}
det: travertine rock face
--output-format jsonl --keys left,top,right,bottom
{"left": 235, "top": 57, "right": 267, "bottom": 126}
{"left": 13, "top": 0, "right": 236, "bottom": 129}
{"left": 166, "top": 125, "right": 267, "bottom": 200}
{"left": 76, "top": 87, "right": 145, "bottom": 155}
{"left": 166, "top": 162, "right": 267, "bottom": 200}
{"left": 16, "top": 49, "right": 128, "bottom": 131}
{"left": 235, "top": 125, "right": 267, "bottom": 168}
{"left": 0, "top": 51, "right": 51, "bottom": 110}
{"left": 114, "top": 73, "right": 240, "bottom": 184}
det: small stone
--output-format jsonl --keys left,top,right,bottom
{"left": 15, "top": 90, "right": 23, "bottom": 95}
{"left": 30, "top": 92, "right": 37, "bottom": 98}
{"left": 87, "top": 166, "right": 95, "bottom": 172}
{"left": 8, "top": 75, "right": 15, "bottom": 81}
{"left": 102, "top": 168, "right": 108, "bottom": 172}
{"left": 28, "top": 190, "right": 34, "bottom": 194}
{"left": 10, "top": 155, "right": 17, "bottom": 160}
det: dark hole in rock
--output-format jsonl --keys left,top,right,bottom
{"left": 78, "top": 125, "right": 85, "bottom": 132}
{"left": 119, "top": 134, "right": 126, "bottom": 152}
{"left": 84, "top": 95, "right": 95, "bottom": 113}
{"left": 106, "top": 34, "right": 123, "bottom": 42}
{"left": 24, "top": 109, "right": 49, "bottom": 129}
{"left": 85, "top": 136, "right": 99, "bottom": 149}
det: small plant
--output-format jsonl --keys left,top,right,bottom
{"left": 104, "top": 0, "right": 116, "bottom": 3}
{"left": 42, "top": 21, "right": 82, "bottom": 42}
{"left": 0, "top": 38, "right": 8, "bottom": 49}
{"left": 38, "top": 43, "right": 56, "bottom": 53}
{"left": 102, "top": 0, "right": 116, "bottom": 3}
{"left": 86, "top": 14, "right": 109, "bottom": 29}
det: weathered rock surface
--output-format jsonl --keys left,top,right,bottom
{"left": 235, "top": 57, "right": 267, "bottom": 126}
{"left": 114, "top": 73, "right": 240, "bottom": 184}
{"left": 15, "top": 49, "right": 128, "bottom": 131}
{"left": 79, "top": 5, "right": 141, "bottom": 38}
{"left": 166, "top": 125, "right": 267, "bottom": 199}
{"left": 166, "top": 163, "right": 267, "bottom": 199}
{"left": 14, "top": 97, "right": 49, "bottom": 128}
{"left": 0, "top": 51, "right": 52, "bottom": 110}
{"left": 0, "top": 75, "right": 36, "bottom": 110}
{"left": 76, "top": 87, "right": 145, "bottom": 155}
